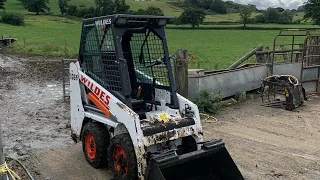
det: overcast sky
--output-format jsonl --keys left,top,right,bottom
{"left": 232, "top": 0, "right": 307, "bottom": 9}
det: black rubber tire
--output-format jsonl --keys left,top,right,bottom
{"left": 108, "top": 134, "right": 138, "bottom": 180}
{"left": 81, "top": 122, "right": 109, "bottom": 168}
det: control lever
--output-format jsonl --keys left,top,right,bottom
{"left": 145, "top": 58, "right": 163, "bottom": 68}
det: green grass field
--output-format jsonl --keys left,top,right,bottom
{"left": 167, "top": 23, "right": 318, "bottom": 29}
{"left": 0, "top": 1, "right": 318, "bottom": 70}
{"left": 166, "top": 29, "right": 304, "bottom": 69}
{"left": 1, "top": 17, "right": 308, "bottom": 69}
{"left": 0, "top": 16, "right": 81, "bottom": 57}
{"left": 204, "top": 13, "right": 257, "bottom": 22}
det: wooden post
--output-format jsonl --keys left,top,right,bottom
{"left": 261, "top": 47, "right": 267, "bottom": 63}
{"left": 265, "top": 46, "right": 271, "bottom": 64}
{"left": 228, "top": 45, "right": 263, "bottom": 69}
{"left": 280, "top": 45, "right": 288, "bottom": 61}
{"left": 175, "top": 49, "right": 188, "bottom": 98}
{"left": 257, "top": 46, "right": 267, "bottom": 63}
{"left": 295, "top": 44, "right": 304, "bottom": 62}
{"left": 256, "top": 54, "right": 262, "bottom": 63}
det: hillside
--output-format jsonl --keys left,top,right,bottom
{"left": 3, "top": 0, "right": 306, "bottom": 23}
{"left": 2, "top": 0, "right": 252, "bottom": 22}
{"left": 3, "top": 0, "right": 183, "bottom": 17}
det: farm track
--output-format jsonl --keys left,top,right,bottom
{"left": 205, "top": 96, "right": 320, "bottom": 180}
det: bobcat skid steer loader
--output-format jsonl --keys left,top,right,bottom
{"left": 70, "top": 14, "right": 244, "bottom": 180}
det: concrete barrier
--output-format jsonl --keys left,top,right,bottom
{"left": 188, "top": 62, "right": 319, "bottom": 100}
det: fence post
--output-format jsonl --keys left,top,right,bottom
{"left": 256, "top": 46, "right": 265, "bottom": 63}
{"left": 296, "top": 44, "right": 304, "bottom": 62}
{"left": 265, "top": 46, "right": 271, "bottom": 64}
{"left": 175, "top": 49, "right": 188, "bottom": 98}
{"left": 280, "top": 45, "right": 288, "bottom": 61}
{"left": 62, "top": 59, "right": 66, "bottom": 102}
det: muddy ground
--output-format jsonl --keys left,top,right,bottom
{"left": 0, "top": 53, "right": 319, "bottom": 179}
{"left": 0, "top": 53, "right": 73, "bottom": 179}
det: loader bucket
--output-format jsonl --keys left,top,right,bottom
{"left": 145, "top": 140, "right": 244, "bottom": 180}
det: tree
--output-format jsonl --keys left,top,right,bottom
{"left": 145, "top": 6, "right": 164, "bottom": 16}
{"left": 240, "top": 7, "right": 252, "bottom": 27}
{"left": 279, "top": 10, "right": 293, "bottom": 24}
{"left": 134, "top": 7, "right": 164, "bottom": 16}
{"left": 0, "top": 0, "right": 6, "bottom": 9}
{"left": 276, "top": 7, "right": 285, "bottom": 12}
{"left": 210, "top": 0, "right": 227, "bottom": 14}
{"left": 297, "top": 5, "right": 305, "bottom": 12}
{"left": 0, "top": 12, "right": 25, "bottom": 26}
{"left": 304, "top": 0, "right": 320, "bottom": 25}
{"left": 248, "top": 4, "right": 257, "bottom": 12}
{"left": 135, "top": 8, "right": 146, "bottom": 15}
{"left": 85, "top": 6, "right": 96, "bottom": 18}
{"left": 198, "top": 0, "right": 211, "bottom": 10}
{"left": 77, "top": 5, "right": 88, "bottom": 17}
{"left": 179, "top": 8, "right": 206, "bottom": 28}
{"left": 18, "top": 0, "right": 50, "bottom": 15}
{"left": 66, "top": 5, "right": 78, "bottom": 16}
{"left": 264, "top": 8, "right": 280, "bottom": 23}
{"left": 95, "top": 0, "right": 115, "bottom": 15}
{"left": 255, "top": 14, "right": 266, "bottom": 23}
{"left": 58, "top": 0, "right": 70, "bottom": 15}
{"left": 183, "top": 0, "right": 199, "bottom": 7}
{"left": 114, "top": 0, "right": 130, "bottom": 14}
{"left": 65, "top": 5, "right": 96, "bottom": 18}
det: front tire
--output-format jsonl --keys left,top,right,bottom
{"left": 108, "top": 134, "right": 138, "bottom": 180}
{"left": 82, "top": 122, "right": 109, "bottom": 168}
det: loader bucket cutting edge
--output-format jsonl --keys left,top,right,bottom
{"left": 145, "top": 141, "right": 244, "bottom": 180}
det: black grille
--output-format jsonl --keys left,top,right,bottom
{"left": 79, "top": 15, "right": 179, "bottom": 108}
{"left": 81, "top": 23, "right": 122, "bottom": 93}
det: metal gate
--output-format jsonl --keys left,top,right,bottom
{"left": 301, "top": 35, "right": 320, "bottom": 93}
{"left": 62, "top": 59, "right": 77, "bottom": 101}
{"left": 272, "top": 29, "right": 308, "bottom": 65}
{"left": 271, "top": 29, "right": 320, "bottom": 93}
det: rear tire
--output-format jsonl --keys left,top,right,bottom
{"left": 108, "top": 134, "right": 138, "bottom": 180}
{"left": 82, "top": 122, "right": 109, "bottom": 168}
